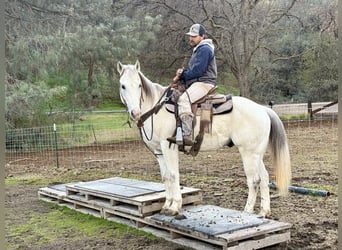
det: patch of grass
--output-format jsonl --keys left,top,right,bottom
{"left": 5, "top": 175, "right": 47, "bottom": 185}
{"left": 5, "top": 174, "right": 98, "bottom": 187}
{"left": 301, "top": 183, "right": 336, "bottom": 193}
{"left": 79, "top": 112, "right": 131, "bottom": 130}
{"left": 95, "top": 101, "right": 126, "bottom": 110}
{"left": 6, "top": 203, "right": 157, "bottom": 249}
{"left": 280, "top": 113, "right": 310, "bottom": 120}
{"left": 52, "top": 112, "right": 139, "bottom": 148}
{"left": 57, "top": 112, "right": 133, "bottom": 132}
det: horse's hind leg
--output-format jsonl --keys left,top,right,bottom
{"left": 240, "top": 152, "right": 262, "bottom": 215}
{"left": 259, "top": 161, "right": 271, "bottom": 217}
{"left": 241, "top": 151, "right": 271, "bottom": 217}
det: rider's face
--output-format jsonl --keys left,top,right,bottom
{"left": 189, "top": 35, "right": 204, "bottom": 47}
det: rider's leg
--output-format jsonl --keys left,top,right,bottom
{"left": 179, "top": 112, "right": 194, "bottom": 146}
{"left": 168, "top": 82, "right": 214, "bottom": 146}
{"left": 179, "top": 82, "right": 215, "bottom": 143}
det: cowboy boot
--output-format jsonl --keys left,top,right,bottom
{"left": 180, "top": 114, "right": 194, "bottom": 146}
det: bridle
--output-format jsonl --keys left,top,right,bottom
{"left": 120, "top": 68, "right": 172, "bottom": 142}
{"left": 137, "top": 84, "right": 171, "bottom": 128}
{"left": 137, "top": 83, "right": 171, "bottom": 141}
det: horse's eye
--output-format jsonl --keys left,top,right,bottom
{"left": 121, "top": 85, "right": 126, "bottom": 90}
{"left": 139, "top": 84, "right": 142, "bottom": 88}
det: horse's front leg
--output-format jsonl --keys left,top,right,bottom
{"left": 156, "top": 141, "right": 182, "bottom": 215}
{"left": 155, "top": 153, "right": 172, "bottom": 213}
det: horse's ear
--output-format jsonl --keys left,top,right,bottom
{"left": 117, "top": 61, "right": 124, "bottom": 75}
{"left": 135, "top": 60, "right": 140, "bottom": 71}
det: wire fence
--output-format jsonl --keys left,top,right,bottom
{"left": 5, "top": 102, "right": 338, "bottom": 178}
{"left": 6, "top": 121, "right": 139, "bottom": 152}
{"left": 5, "top": 115, "right": 143, "bottom": 170}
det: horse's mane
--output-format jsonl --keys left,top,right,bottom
{"left": 138, "top": 71, "right": 166, "bottom": 101}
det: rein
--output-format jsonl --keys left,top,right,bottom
{"left": 137, "top": 85, "right": 171, "bottom": 142}
{"left": 137, "top": 85, "right": 171, "bottom": 128}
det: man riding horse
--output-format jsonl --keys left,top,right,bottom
{"left": 167, "top": 24, "right": 217, "bottom": 146}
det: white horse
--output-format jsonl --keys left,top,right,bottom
{"left": 117, "top": 60, "right": 291, "bottom": 217}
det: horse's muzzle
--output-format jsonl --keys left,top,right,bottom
{"left": 130, "top": 109, "right": 141, "bottom": 121}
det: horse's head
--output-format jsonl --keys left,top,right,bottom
{"left": 117, "top": 60, "right": 143, "bottom": 120}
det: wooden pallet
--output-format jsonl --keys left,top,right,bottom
{"left": 38, "top": 187, "right": 66, "bottom": 202}
{"left": 38, "top": 177, "right": 202, "bottom": 218}
{"left": 103, "top": 209, "right": 222, "bottom": 250}
{"left": 65, "top": 179, "right": 202, "bottom": 217}
{"left": 38, "top": 178, "right": 291, "bottom": 249}
{"left": 103, "top": 205, "right": 291, "bottom": 250}
{"left": 64, "top": 186, "right": 202, "bottom": 217}
{"left": 38, "top": 187, "right": 104, "bottom": 218}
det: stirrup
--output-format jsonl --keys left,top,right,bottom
{"left": 167, "top": 136, "right": 177, "bottom": 144}
{"left": 182, "top": 135, "right": 194, "bottom": 146}
{"left": 167, "top": 136, "right": 194, "bottom": 146}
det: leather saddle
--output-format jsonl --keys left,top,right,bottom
{"left": 165, "top": 86, "right": 233, "bottom": 156}
{"left": 165, "top": 86, "right": 233, "bottom": 116}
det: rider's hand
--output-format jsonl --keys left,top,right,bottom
{"left": 170, "top": 80, "right": 178, "bottom": 88}
{"left": 176, "top": 68, "right": 183, "bottom": 76}
{"left": 170, "top": 68, "right": 183, "bottom": 88}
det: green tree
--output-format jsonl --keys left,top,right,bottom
{"left": 250, "top": 0, "right": 337, "bottom": 103}
{"left": 299, "top": 33, "right": 337, "bottom": 101}
{"left": 5, "top": 76, "right": 66, "bottom": 128}
{"left": 57, "top": 15, "right": 162, "bottom": 108}
{"left": 138, "top": 0, "right": 299, "bottom": 97}
{"left": 5, "top": 0, "right": 338, "bottom": 129}
{"left": 5, "top": 0, "right": 162, "bottom": 127}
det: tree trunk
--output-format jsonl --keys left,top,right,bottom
{"left": 87, "top": 53, "right": 95, "bottom": 107}
{"left": 238, "top": 72, "right": 250, "bottom": 98}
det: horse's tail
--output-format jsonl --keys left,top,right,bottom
{"left": 266, "top": 108, "right": 291, "bottom": 196}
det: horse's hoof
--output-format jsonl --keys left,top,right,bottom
{"left": 175, "top": 213, "right": 187, "bottom": 220}
{"left": 162, "top": 209, "right": 178, "bottom": 216}
{"left": 258, "top": 210, "right": 271, "bottom": 218}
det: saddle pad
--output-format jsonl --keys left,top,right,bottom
{"left": 213, "top": 98, "right": 233, "bottom": 114}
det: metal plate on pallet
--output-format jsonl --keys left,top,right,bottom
{"left": 69, "top": 177, "right": 165, "bottom": 198}
{"left": 100, "top": 177, "right": 165, "bottom": 192}
{"left": 151, "top": 205, "right": 267, "bottom": 236}
{"left": 48, "top": 182, "right": 81, "bottom": 192}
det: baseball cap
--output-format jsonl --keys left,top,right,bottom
{"left": 186, "top": 24, "right": 206, "bottom": 36}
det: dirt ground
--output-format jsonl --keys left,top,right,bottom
{"left": 5, "top": 119, "right": 338, "bottom": 249}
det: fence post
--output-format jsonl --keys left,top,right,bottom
{"left": 53, "top": 123, "right": 59, "bottom": 169}
{"left": 307, "top": 100, "right": 313, "bottom": 119}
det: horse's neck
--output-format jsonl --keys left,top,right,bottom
{"left": 142, "top": 84, "right": 166, "bottom": 111}
{"left": 139, "top": 72, "right": 167, "bottom": 111}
